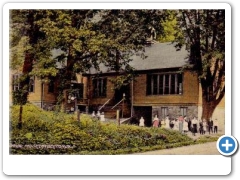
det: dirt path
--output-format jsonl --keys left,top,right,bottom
{"left": 134, "top": 141, "right": 220, "bottom": 155}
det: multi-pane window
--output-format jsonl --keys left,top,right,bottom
{"left": 29, "top": 77, "right": 35, "bottom": 92}
{"left": 48, "top": 79, "right": 55, "bottom": 93}
{"left": 180, "top": 107, "right": 188, "bottom": 116}
{"left": 147, "top": 73, "right": 183, "bottom": 95}
{"left": 12, "top": 74, "right": 21, "bottom": 91}
{"left": 161, "top": 107, "right": 168, "bottom": 119}
{"left": 93, "top": 78, "right": 107, "bottom": 97}
{"left": 71, "top": 83, "right": 84, "bottom": 100}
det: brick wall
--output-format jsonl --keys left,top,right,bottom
{"left": 133, "top": 70, "right": 199, "bottom": 105}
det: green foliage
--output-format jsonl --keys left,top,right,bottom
{"left": 10, "top": 104, "right": 217, "bottom": 154}
{"left": 175, "top": 10, "right": 225, "bottom": 119}
{"left": 10, "top": 10, "right": 168, "bottom": 106}
{"left": 12, "top": 90, "right": 28, "bottom": 105}
{"left": 158, "top": 10, "right": 181, "bottom": 43}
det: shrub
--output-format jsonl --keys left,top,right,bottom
{"left": 9, "top": 104, "right": 217, "bottom": 154}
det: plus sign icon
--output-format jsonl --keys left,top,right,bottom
{"left": 217, "top": 135, "right": 238, "bottom": 156}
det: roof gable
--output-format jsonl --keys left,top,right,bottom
{"left": 87, "top": 42, "right": 190, "bottom": 74}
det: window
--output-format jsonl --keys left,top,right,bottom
{"left": 161, "top": 107, "right": 168, "bottom": 119}
{"left": 29, "top": 77, "right": 35, "bottom": 92}
{"left": 12, "top": 74, "right": 21, "bottom": 91}
{"left": 180, "top": 107, "right": 188, "bottom": 116}
{"left": 93, "top": 78, "right": 107, "bottom": 97}
{"left": 147, "top": 73, "right": 183, "bottom": 95}
{"left": 71, "top": 83, "right": 84, "bottom": 100}
{"left": 48, "top": 79, "right": 55, "bottom": 93}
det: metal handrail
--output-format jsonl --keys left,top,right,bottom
{"left": 98, "top": 98, "right": 111, "bottom": 111}
{"left": 111, "top": 99, "right": 124, "bottom": 110}
{"left": 120, "top": 116, "right": 133, "bottom": 124}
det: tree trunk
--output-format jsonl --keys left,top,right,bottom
{"left": 18, "top": 105, "right": 23, "bottom": 129}
{"left": 201, "top": 86, "right": 221, "bottom": 121}
{"left": 201, "top": 99, "right": 215, "bottom": 120}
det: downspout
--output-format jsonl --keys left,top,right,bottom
{"left": 131, "top": 76, "right": 134, "bottom": 117}
{"left": 41, "top": 82, "right": 44, "bottom": 109}
{"left": 87, "top": 70, "right": 91, "bottom": 113}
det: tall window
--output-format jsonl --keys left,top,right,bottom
{"left": 48, "top": 79, "right": 55, "bottom": 93}
{"left": 12, "top": 74, "right": 21, "bottom": 91}
{"left": 93, "top": 78, "right": 107, "bottom": 97}
{"left": 161, "top": 107, "right": 168, "bottom": 119}
{"left": 71, "top": 83, "right": 84, "bottom": 99}
{"left": 147, "top": 73, "right": 183, "bottom": 95}
{"left": 180, "top": 107, "right": 188, "bottom": 116}
{"left": 29, "top": 77, "right": 35, "bottom": 92}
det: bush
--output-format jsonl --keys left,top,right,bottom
{"left": 9, "top": 104, "right": 217, "bottom": 154}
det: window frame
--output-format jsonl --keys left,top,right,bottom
{"left": 48, "top": 79, "right": 55, "bottom": 93}
{"left": 28, "top": 77, "right": 35, "bottom": 93}
{"left": 161, "top": 107, "right": 168, "bottom": 119}
{"left": 146, "top": 72, "right": 183, "bottom": 96}
{"left": 180, "top": 107, "right": 188, "bottom": 117}
{"left": 12, "top": 74, "right": 21, "bottom": 91}
{"left": 93, "top": 77, "right": 107, "bottom": 98}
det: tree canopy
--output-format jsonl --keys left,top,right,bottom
{"left": 10, "top": 10, "right": 167, "bottom": 105}
{"left": 176, "top": 10, "right": 225, "bottom": 120}
{"left": 10, "top": 9, "right": 225, "bottom": 121}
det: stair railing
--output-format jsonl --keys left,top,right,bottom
{"left": 111, "top": 98, "right": 124, "bottom": 110}
{"left": 98, "top": 98, "right": 111, "bottom": 111}
{"left": 120, "top": 116, "right": 133, "bottom": 124}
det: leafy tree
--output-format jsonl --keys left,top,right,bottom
{"left": 35, "top": 10, "right": 167, "bottom": 93}
{"left": 10, "top": 10, "right": 167, "bottom": 120}
{"left": 158, "top": 10, "right": 179, "bottom": 42}
{"left": 176, "top": 10, "right": 225, "bottom": 120}
{"left": 10, "top": 10, "right": 59, "bottom": 128}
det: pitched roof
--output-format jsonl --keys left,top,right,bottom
{"left": 129, "top": 42, "right": 189, "bottom": 71}
{"left": 88, "top": 42, "right": 189, "bottom": 74}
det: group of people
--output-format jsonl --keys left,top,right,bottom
{"left": 188, "top": 117, "right": 218, "bottom": 136}
{"left": 139, "top": 115, "right": 219, "bottom": 136}
{"left": 91, "top": 111, "right": 105, "bottom": 121}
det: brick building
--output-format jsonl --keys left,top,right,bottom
{"left": 9, "top": 42, "right": 225, "bottom": 131}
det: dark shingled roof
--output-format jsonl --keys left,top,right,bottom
{"left": 88, "top": 42, "right": 189, "bottom": 74}
{"left": 129, "top": 42, "right": 189, "bottom": 71}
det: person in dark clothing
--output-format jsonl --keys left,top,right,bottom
{"left": 192, "top": 117, "right": 198, "bottom": 136}
{"left": 213, "top": 118, "right": 218, "bottom": 133}
{"left": 199, "top": 121, "right": 203, "bottom": 135}
{"left": 188, "top": 119, "right": 192, "bottom": 132}
{"left": 208, "top": 119, "right": 213, "bottom": 134}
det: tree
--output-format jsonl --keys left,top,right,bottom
{"left": 158, "top": 10, "right": 179, "bottom": 42}
{"left": 35, "top": 10, "right": 167, "bottom": 94}
{"left": 176, "top": 10, "right": 225, "bottom": 120}
{"left": 10, "top": 10, "right": 59, "bottom": 128}
{"left": 10, "top": 10, "right": 167, "bottom": 116}
{"left": 91, "top": 10, "right": 166, "bottom": 89}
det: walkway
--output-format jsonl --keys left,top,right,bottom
{"left": 134, "top": 131, "right": 222, "bottom": 155}
{"left": 133, "top": 141, "right": 220, "bottom": 155}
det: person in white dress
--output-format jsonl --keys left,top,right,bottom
{"left": 100, "top": 112, "right": 105, "bottom": 121}
{"left": 202, "top": 119, "right": 207, "bottom": 134}
{"left": 165, "top": 115, "right": 170, "bottom": 129}
{"left": 173, "top": 118, "right": 179, "bottom": 131}
{"left": 91, "top": 111, "right": 96, "bottom": 118}
{"left": 183, "top": 118, "right": 189, "bottom": 133}
{"left": 139, "top": 117, "right": 145, "bottom": 127}
{"left": 97, "top": 111, "right": 101, "bottom": 120}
